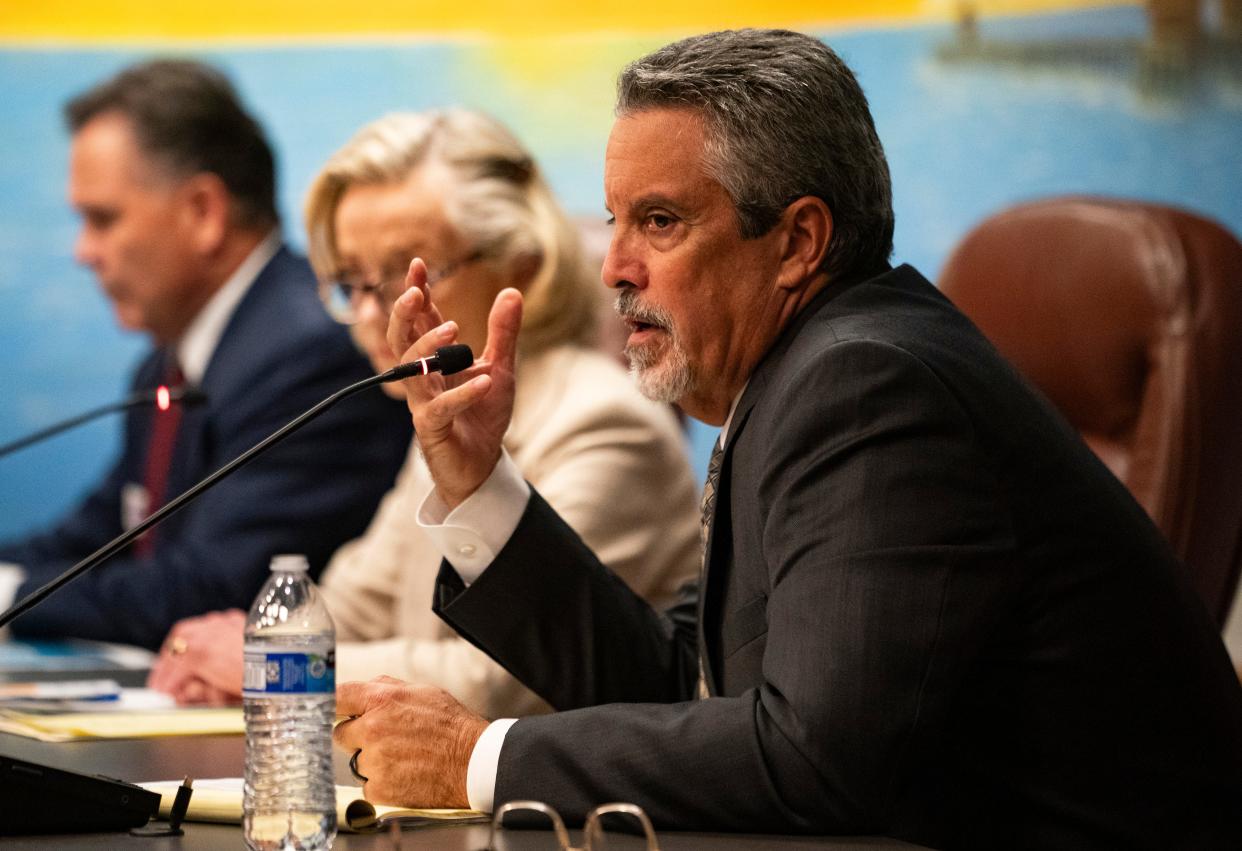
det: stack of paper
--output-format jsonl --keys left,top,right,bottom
{"left": 0, "top": 698, "right": 243, "bottom": 741}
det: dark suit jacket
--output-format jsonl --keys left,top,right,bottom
{"left": 435, "top": 265, "right": 1242, "bottom": 850}
{"left": 3, "top": 246, "right": 410, "bottom": 649}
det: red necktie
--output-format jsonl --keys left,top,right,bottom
{"left": 135, "top": 361, "right": 185, "bottom": 558}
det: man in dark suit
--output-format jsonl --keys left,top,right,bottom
{"left": 334, "top": 30, "right": 1242, "bottom": 849}
{"left": 0, "top": 60, "right": 409, "bottom": 650}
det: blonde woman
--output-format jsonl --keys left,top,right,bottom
{"left": 148, "top": 110, "right": 701, "bottom": 718}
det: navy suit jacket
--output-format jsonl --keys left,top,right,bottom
{"left": 435, "top": 265, "right": 1242, "bottom": 849}
{"left": 3, "top": 246, "right": 410, "bottom": 649}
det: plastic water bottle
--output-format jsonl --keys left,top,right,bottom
{"left": 243, "top": 554, "right": 337, "bottom": 851}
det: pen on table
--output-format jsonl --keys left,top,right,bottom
{"left": 130, "top": 775, "right": 194, "bottom": 837}
{"left": 168, "top": 776, "right": 194, "bottom": 833}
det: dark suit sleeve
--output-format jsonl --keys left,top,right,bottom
{"left": 434, "top": 490, "right": 700, "bottom": 709}
{"left": 440, "top": 339, "right": 1019, "bottom": 833}
{"left": 9, "top": 334, "right": 409, "bottom": 650}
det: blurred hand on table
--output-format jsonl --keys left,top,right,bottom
{"left": 147, "top": 608, "right": 245, "bottom": 705}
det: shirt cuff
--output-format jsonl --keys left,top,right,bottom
{"left": 0, "top": 563, "right": 27, "bottom": 638}
{"left": 466, "top": 717, "right": 518, "bottom": 813}
{"left": 416, "top": 450, "right": 531, "bottom": 584}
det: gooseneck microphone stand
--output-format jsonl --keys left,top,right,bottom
{"left": 0, "top": 387, "right": 206, "bottom": 460}
{"left": 0, "top": 344, "right": 472, "bottom": 630}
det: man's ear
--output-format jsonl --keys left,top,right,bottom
{"left": 178, "top": 173, "right": 232, "bottom": 255}
{"left": 775, "top": 196, "right": 832, "bottom": 291}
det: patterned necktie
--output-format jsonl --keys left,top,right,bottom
{"left": 696, "top": 437, "right": 725, "bottom": 698}
{"left": 135, "top": 359, "right": 185, "bottom": 558}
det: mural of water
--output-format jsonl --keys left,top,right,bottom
{"left": 1, "top": 7, "right": 1240, "bottom": 539}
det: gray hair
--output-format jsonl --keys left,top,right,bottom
{"left": 305, "top": 109, "right": 596, "bottom": 354}
{"left": 616, "top": 29, "right": 894, "bottom": 281}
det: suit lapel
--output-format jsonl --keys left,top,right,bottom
{"left": 694, "top": 267, "right": 884, "bottom": 693}
{"left": 163, "top": 249, "right": 288, "bottom": 520}
{"left": 198, "top": 246, "right": 285, "bottom": 390}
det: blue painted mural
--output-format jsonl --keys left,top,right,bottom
{"left": 1, "top": 7, "right": 1239, "bottom": 539}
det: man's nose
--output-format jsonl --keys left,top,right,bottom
{"left": 601, "top": 231, "right": 644, "bottom": 291}
{"left": 73, "top": 228, "right": 98, "bottom": 267}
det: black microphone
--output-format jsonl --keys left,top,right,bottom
{"left": 383, "top": 343, "right": 474, "bottom": 380}
{"left": 0, "top": 386, "right": 208, "bottom": 460}
{"left": 0, "top": 343, "right": 474, "bottom": 629}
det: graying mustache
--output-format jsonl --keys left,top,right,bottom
{"left": 613, "top": 291, "right": 673, "bottom": 329}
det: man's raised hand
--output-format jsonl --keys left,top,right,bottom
{"left": 386, "top": 258, "right": 523, "bottom": 508}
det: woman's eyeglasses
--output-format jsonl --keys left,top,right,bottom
{"left": 321, "top": 250, "right": 485, "bottom": 324}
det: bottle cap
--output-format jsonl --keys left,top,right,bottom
{"left": 270, "top": 554, "right": 309, "bottom": 573}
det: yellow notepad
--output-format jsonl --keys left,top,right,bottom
{"left": 139, "top": 778, "right": 486, "bottom": 833}
{"left": 0, "top": 707, "right": 244, "bottom": 741}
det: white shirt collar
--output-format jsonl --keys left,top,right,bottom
{"left": 718, "top": 380, "right": 749, "bottom": 447}
{"left": 176, "top": 231, "right": 281, "bottom": 385}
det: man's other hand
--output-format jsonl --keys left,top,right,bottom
{"left": 334, "top": 676, "right": 488, "bottom": 809}
{"left": 147, "top": 608, "right": 245, "bottom": 705}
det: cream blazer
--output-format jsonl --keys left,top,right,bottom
{"left": 318, "top": 344, "right": 701, "bottom": 719}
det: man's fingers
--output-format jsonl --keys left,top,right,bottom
{"left": 396, "top": 321, "right": 460, "bottom": 377}
{"left": 334, "top": 715, "right": 361, "bottom": 750}
{"left": 480, "top": 288, "right": 523, "bottom": 369}
{"left": 387, "top": 260, "right": 448, "bottom": 359}
{"left": 392, "top": 257, "right": 430, "bottom": 316}
{"left": 336, "top": 676, "right": 407, "bottom": 717}
{"left": 386, "top": 281, "right": 426, "bottom": 357}
{"left": 403, "top": 257, "right": 429, "bottom": 297}
{"left": 146, "top": 660, "right": 171, "bottom": 691}
{"left": 416, "top": 376, "right": 493, "bottom": 431}
{"left": 149, "top": 654, "right": 194, "bottom": 695}
{"left": 151, "top": 662, "right": 185, "bottom": 693}
{"left": 335, "top": 680, "right": 373, "bottom": 719}
{"left": 199, "top": 683, "right": 237, "bottom": 707}
{"left": 176, "top": 678, "right": 209, "bottom": 706}
{"left": 408, "top": 320, "right": 461, "bottom": 364}
{"left": 446, "top": 361, "right": 491, "bottom": 383}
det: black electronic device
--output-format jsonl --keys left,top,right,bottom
{"left": 0, "top": 753, "right": 160, "bottom": 835}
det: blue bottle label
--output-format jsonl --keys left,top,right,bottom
{"left": 242, "top": 648, "right": 335, "bottom": 695}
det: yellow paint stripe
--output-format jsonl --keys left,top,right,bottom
{"left": 0, "top": 0, "right": 1137, "bottom": 43}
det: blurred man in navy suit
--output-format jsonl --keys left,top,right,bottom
{"left": 0, "top": 59, "right": 409, "bottom": 649}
